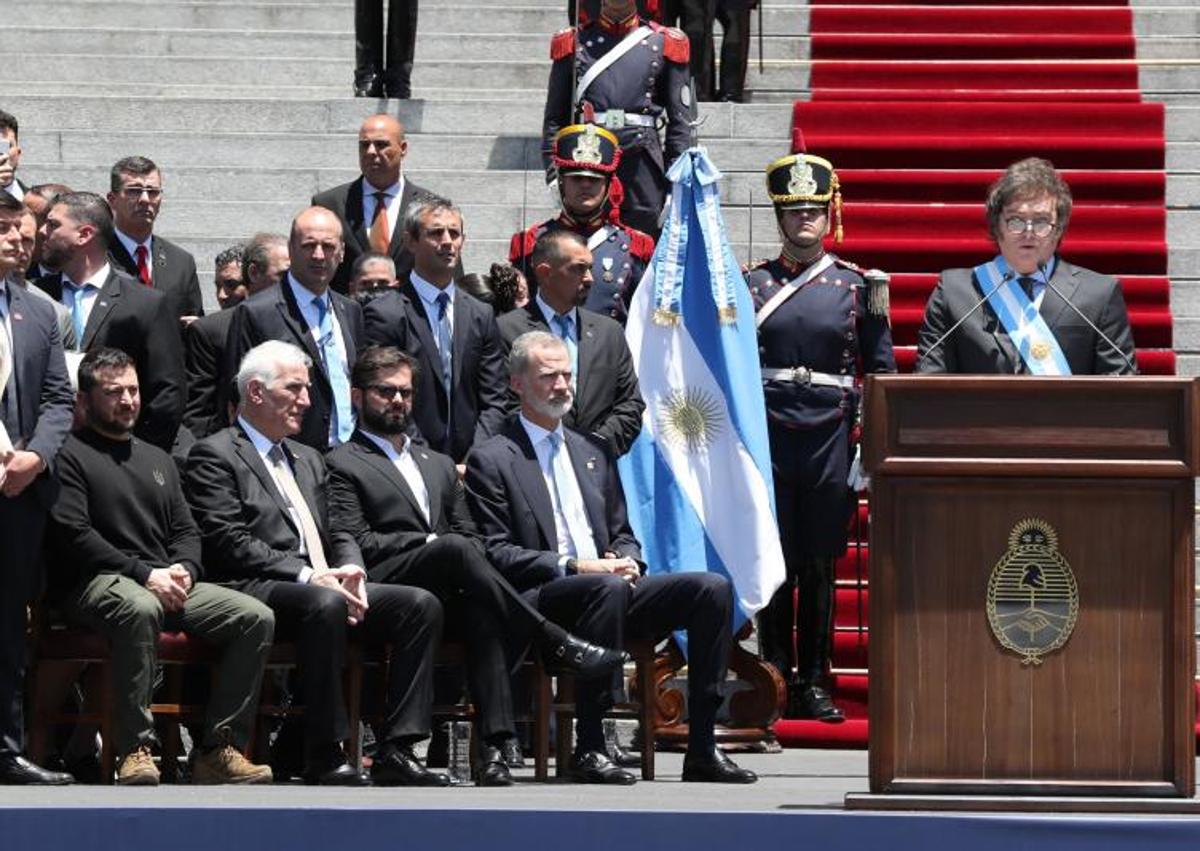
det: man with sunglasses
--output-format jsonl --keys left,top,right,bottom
{"left": 106, "top": 157, "right": 204, "bottom": 329}
{"left": 916, "top": 157, "right": 1136, "bottom": 375}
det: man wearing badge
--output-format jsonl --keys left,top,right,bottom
{"left": 542, "top": 0, "right": 691, "bottom": 237}
{"left": 747, "top": 153, "right": 896, "bottom": 722}
{"left": 510, "top": 124, "right": 654, "bottom": 325}
{"left": 916, "top": 157, "right": 1136, "bottom": 375}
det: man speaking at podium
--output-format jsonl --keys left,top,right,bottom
{"left": 915, "top": 157, "right": 1137, "bottom": 375}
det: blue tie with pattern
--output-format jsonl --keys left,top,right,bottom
{"left": 313, "top": 295, "right": 354, "bottom": 445}
{"left": 434, "top": 291, "right": 452, "bottom": 394}
{"left": 552, "top": 313, "right": 578, "bottom": 388}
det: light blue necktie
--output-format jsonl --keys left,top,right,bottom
{"left": 313, "top": 295, "right": 354, "bottom": 445}
{"left": 64, "top": 282, "right": 92, "bottom": 346}
{"left": 547, "top": 432, "right": 597, "bottom": 564}
{"left": 434, "top": 291, "right": 452, "bottom": 394}
{"left": 552, "top": 313, "right": 578, "bottom": 387}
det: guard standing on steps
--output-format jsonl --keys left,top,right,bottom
{"left": 353, "top": 0, "right": 418, "bottom": 99}
{"left": 509, "top": 124, "right": 655, "bottom": 325}
{"left": 746, "top": 153, "right": 896, "bottom": 722}
{"left": 542, "top": 0, "right": 692, "bottom": 237}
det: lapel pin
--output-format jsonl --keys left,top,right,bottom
{"left": 420, "top": 452, "right": 429, "bottom": 459}
{"left": 11, "top": 312, "right": 21, "bottom": 321}
{"left": 586, "top": 458, "right": 596, "bottom": 471}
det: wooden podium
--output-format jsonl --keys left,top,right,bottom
{"left": 847, "top": 376, "right": 1197, "bottom": 810}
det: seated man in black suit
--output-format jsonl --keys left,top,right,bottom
{"left": 363, "top": 197, "right": 507, "bottom": 467}
{"left": 312, "top": 114, "right": 442, "bottom": 292}
{"left": 916, "top": 157, "right": 1136, "bottom": 375}
{"left": 37, "top": 191, "right": 185, "bottom": 450}
{"left": 49, "top": 348, "right": 274, "bottom": 786}
{"left": 465, "top": 331, "right": 756, "bottom": 785}
{"left": 105, "top": 156, "right": 204, "bottom": 328}
{"left": 186, "top": 340, "right": 447, "bottom": 787}
{"left": 327, "top": 345, "right": 625, "bottom": 784}
{"left": 498, "top": 230, "right": 644, "bottom": 457}
{"left": 225, "top": 208, "right": 363, "bottom": 451}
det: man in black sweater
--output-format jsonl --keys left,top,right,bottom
{"left": 49, "top": 348, "right": 275, "bottom": 786}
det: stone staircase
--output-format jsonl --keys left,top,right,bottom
{"left": 3, "top": 0, "right": 1198, "bottom": 636}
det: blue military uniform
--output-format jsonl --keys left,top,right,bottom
{"left": 750, "top": 153, "right": 896, "bottom": 721}
{"left": 542, "top": 13, "right": 691, "bottom": 236}
{"left": 513, "top": 123, "right": 656, "bottom": 324}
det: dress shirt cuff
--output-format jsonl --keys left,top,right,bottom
{"left": 298, "top": 566, "right": 314, "bottom": 584}
{"left": 558, "top": 555, "right": 577, "bottom": 576}
{"left": 425, "top": 532, "right": 438, "bottom": 544}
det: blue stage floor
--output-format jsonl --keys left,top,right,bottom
{"left": 4, "top": 750, "right": 1199, "bottom": 851}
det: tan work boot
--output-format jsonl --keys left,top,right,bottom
{"left": 191, "top": 745, "right": 273, "bottom": 785}
{"left": 116, "top": 745, "right": 160, "bottom": 786}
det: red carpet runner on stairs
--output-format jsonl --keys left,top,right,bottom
{"left": 774, "top": 0, "right": 1177, "bottom": 749}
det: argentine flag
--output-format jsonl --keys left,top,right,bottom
{"left": 617, "top": 149, "right": 786, "bottom": 627}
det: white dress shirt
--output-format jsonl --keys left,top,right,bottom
{"left": 360, "top": 177, "right": 405, "bottom": 243}
{"left": 519, "top": 414, "right": 597, "bottom": 571}
{"left": 360, "top": 429, "right": 437, "bottom": 541}
{"left": 60, "top": 261, "right": 111, "bottom": 345}
{"left": 114, "top": 228, "right": 152, "bottom": 282}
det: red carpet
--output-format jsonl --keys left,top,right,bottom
{"left": 776, "top": 0, "right": 1177, "bottom": 751}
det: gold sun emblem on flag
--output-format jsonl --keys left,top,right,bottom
{"left": 657, "top": 388, "right": 723, "bottom": 453}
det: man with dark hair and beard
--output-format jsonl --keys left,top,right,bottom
{"left": 746, "top": 153, "right": 895, "bottom": 722}
{"left": 326, "top": 345, "right": 626, "bottom": 783}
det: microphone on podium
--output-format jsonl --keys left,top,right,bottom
{"left": 914, "top": 270, "right": 1013, "bottom": 372}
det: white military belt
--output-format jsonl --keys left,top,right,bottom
{"left": 593, "top": 110, "right": 657, "bottom": 130}
{"left": 761, "top": 367, "right": 856, "bottom": 389}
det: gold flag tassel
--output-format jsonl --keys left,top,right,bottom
{"left": 832, "top": 178, "right": 844, "bottom": 244}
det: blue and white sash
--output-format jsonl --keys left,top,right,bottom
{"left": 976, "top": 256, "right": 1071, "bottom": 376}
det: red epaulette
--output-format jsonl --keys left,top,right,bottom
{"left": 510, "top": 224, "right": 546, "bottom": 262}
{"left": 832, "top": 255, "right": 865, "bottom": 274}
{"left": 650, "top": 22, "right": 690, "bottom": 64}
{"left": 625, "top": 228, "right": 656, "bottom": 261}
{"left": 550, "top": 28, "right": 577, "bottom": 61}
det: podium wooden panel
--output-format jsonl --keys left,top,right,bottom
{"left": 858, "top": 376, "right": 1197, "bottom": 801}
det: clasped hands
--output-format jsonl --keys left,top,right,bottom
{"left": 145, "top": 564, "right": 194, "bottom": 611}
{"left": 575, "top": 552, "right": 640, "bottom": 583}
{"left": 312, "top": 565, "right": 370, "bottom": 625}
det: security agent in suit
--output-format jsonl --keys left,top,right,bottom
{"left": 710, "top": 0, "right": 756, "bottom": 102}
{"left": 0, "top": 191, "right": 75, "bottom": 785}
{"left": 106, "top": 157, "right": 204, "bottom": 327}
{"left": 353, "top": 1, "right": 418, "bottom": 99}
{"left": 48, "top": 349, "right": 274, "bottom": 786}
{"left": 327, "top": 346, "right": 625, "bottom": 785}
{"left": 543, "top": 0, "right": 692, "bottom": 236}
{"left": 510, "top": 124, "right": 655, "bottom": 325}
{"left": 363, "top": 197, "right": 508, "bottom": 465}
{"left": 916, "top": 157, "right": 1136, "bottom": 375}
{"left": 186, "top": 340, "right": 447, "bottom": 787}
{"left": 12, "top": 206, "right": 75, "bottom": 350}
{"left": 312, "top": 114, "right": 448, "bottom": 293}
{"left": 38, "top": 192, "right": 186, "bottom": 451}
{"left": 185, "top": 235, "right": 289, "bottom": 438}
{"left": 465, "top": 331, "right": 757, "bottom": 785}
{"left": 225, "top": 208, "right": 363, "bottom": 451}
{"left": 500, "top": 229, "right": 645, "bottom": 457}
{"left": 747, "top": 154, "right": 895, "bottom": 722}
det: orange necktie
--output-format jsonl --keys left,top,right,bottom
{"left": 369, "top": 191, "right": 390, "bottom": 254}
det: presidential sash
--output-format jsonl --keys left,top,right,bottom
{"left": 975, "top": 256, "right": 1071, "bottom": 376}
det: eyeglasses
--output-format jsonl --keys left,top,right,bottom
{"left": 118, "top": 186, "right": 163, "bottom": 201}
{"left": 1004, "top": 216, "right": 1057, "bottom": 238}
{"left": 366, "top": 383, "right": 413, "bottom": 401}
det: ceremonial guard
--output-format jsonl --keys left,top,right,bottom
{"left": 542, "top": 0, "right": 692, "bottom": 237}
{"left": 747, "top": 154, "right": 896, "bottom": 721}
{"left": 510, "top": 124, "right": 654, "bottom": 324}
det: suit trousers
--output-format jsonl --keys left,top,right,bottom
{"left": 534, "top": 571, "right": 732, "bottom": 753}
{"left": 242, "top": 579, "right": 441, "bottom": 760}
{"left": 714, "top": 0, "right": 751, "bottom": 101}
{"left": 0, "top": 492, "right": 46, "bottom": 757}
{"left": 663, "top": 0, "right": 718, "bottom": 100}
{"left": 62, "top": 575, "right": 275, "bottom": 757}
{"left": 355, "top": 0, "right": 418, "bottom": 92}
{"left": 374, "top": 533, "right": 546, "bottom": 741}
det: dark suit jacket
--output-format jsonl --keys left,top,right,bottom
{"left": 0, "top": 281, "right": 73, "bottom": 505}
{"left": 185, "top": 425, "right": 362, "bottom": 592}
{"left": 224, "top": 279, "right": 365, "bottom": 451}
{"left": 184, "top": 307, "right": 235, "bottom": 438}
{"left": 497, "top": 302, "right": 645, "bottom": 456}
{"left": 363, "top": 281, "right": 507, "bottom": 463}
{"left": 464, "top": 417, "right": 641, "bottom": 593}
{"left": 915, "top": 259, "right": 1137, "bottom": 375}
{"left": 40, "top": 267, "right": 186, "bottom": 450}
{"left": 109, "top": 234, "right": 204, "bottom": 323}
{"left": 312, "top": 176, "right": 436, "bottom": 291}
{"left": 326, "top": 430, "right": 485, "bottom": 583}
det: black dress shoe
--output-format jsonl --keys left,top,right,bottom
{"left": 304, "top": 761, "right": 370, "bottom": 786}
{"left": 568, "top": 750, "right": 636, "bottom": 785}
{"left": 793, "top": 685, "right": 845, "bottom": 723}
{"left": 499, "top": 737, "right": 525, "bottom": 769}
{"left": 681, "top": 746, "right": 757, "bottom": 784}
{"left": 542, "top": 633, "right": 627, "bottom": 680}
{"left": 0, "top": 755, "right": 74, "bottom": 786}
{"left": 353, "top": 73, "right": 384, "bottom": 98}
{"left": 475, "top": 745, "right": 514, "bottom": 787}
{"left": 371, "top": 746, "right": 450, "bottom": 787}
{"left": 609, "top": 742, "right": 641, "bottom": 769}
